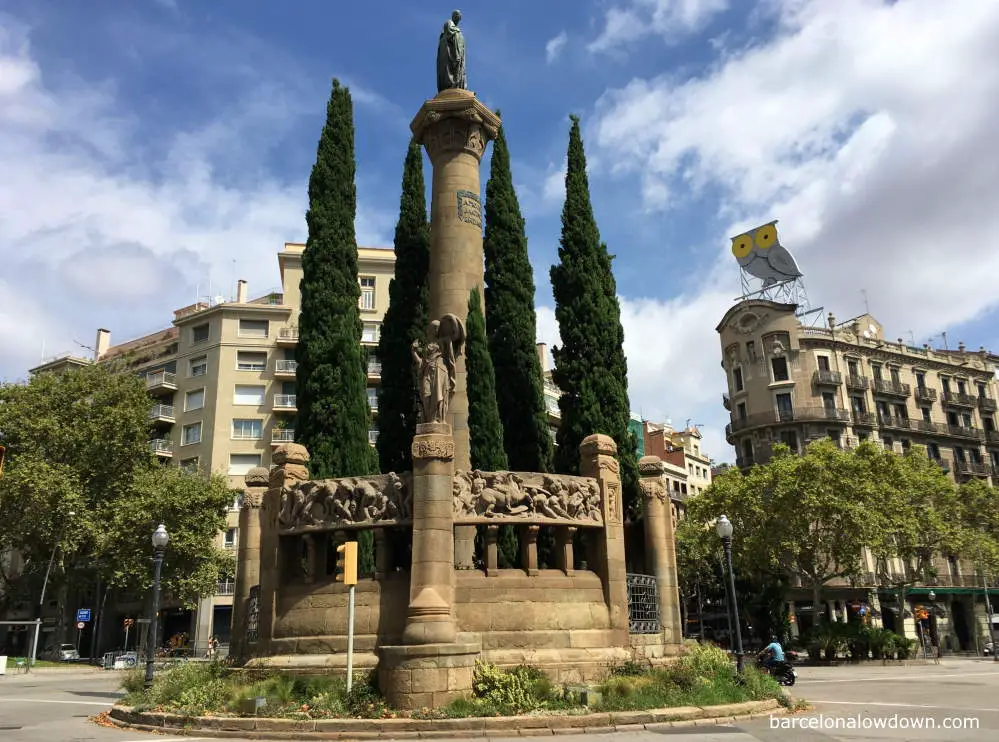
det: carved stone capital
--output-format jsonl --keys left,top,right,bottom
{"left": 639, "top": 477, "right": 668, "bottom": 504}
{"left": 244, "top": 466, "right": 270, "bottom": 488}
{"left": 273, "top": 443, "right": 309, "bottom": 467}
{"left": 580, "top": 433, "right": 618, "bottom": 459}
{"left": 638, "top": 455, "right": 666, "bottom": 476}
{"left": 412, "top": 435, "right": 455, "bottom": 462}
{"left": 411, "top": 90, "right": 500, "bottom": 163}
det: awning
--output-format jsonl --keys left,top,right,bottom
{"left": 883, "top": 586, "right": 999, "bottom": 597}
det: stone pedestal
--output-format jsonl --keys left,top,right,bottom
{"left": 638, "top": 456, "right": 683, "bottom": 647}
{"left": 411, "top": 90, "right": 501, "bottom": 569}
{"left": 230, "top": 467, "right": 269, "bottom": 661}
{"left": 378, "top": 641, "right": 480, "bottom": 710}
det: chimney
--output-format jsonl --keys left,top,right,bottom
{"left": 236, "top": 279, "right": 248, "bottom": 304}
{"left": 827, "top": 312, "right": 836, "bottom": 328}
{"left": 95, "top": 328, "right": 111, "bottom": 360}
{"left": 958, "top": 341, "right": 966, "bottom": 353}
{"left": 536, "top": 342, "right": 548, "bottom": 373}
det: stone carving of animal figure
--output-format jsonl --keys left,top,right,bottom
{"left": 453, "top": 471, "right": 475, "bottom": 516}
{"left": 387, "top": 472, "right": 410, "bottom": 520}
{"left": 478, "top": 471, "right": 530, "bottom": 516}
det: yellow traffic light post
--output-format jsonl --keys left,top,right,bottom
{"left": 336, "top": 542, "right": 358, "bottom": 692}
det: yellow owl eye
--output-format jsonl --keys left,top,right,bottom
{"left": 731, "top": 234, "right": 753, "bottom": 258}
{"left": 754, "top": 224, "right": 777, "bottom": 250}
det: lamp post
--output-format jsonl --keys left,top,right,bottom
{"left": 144, "top": 524, "right": 169, "bottom": 689}
{"left": 30, "top": 510, "right": 76, "bottom": 669}
{"left": 716, "top": 515, "right": 744, "bottom": 673}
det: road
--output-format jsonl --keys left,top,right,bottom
{"left": 0, "top": 659, "right": 997, "bottom": 741}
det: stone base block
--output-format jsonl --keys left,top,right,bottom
{"left": 479, "top": 646, "right": 632, "bottom": 684}
{"left": 243, "top": 652, "right": 379, "bottom": 673}
{"left": 378, "top": 641, "right": 480, "bottom": 710}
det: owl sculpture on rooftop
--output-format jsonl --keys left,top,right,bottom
{"left": 731, "top": 220, "right": 803, "bottom": 287}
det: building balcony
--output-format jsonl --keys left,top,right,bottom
{"left": 914, "top": 386, "right": 938, "bottom": 403}
{"left": 729, "top": 406, "right": 851, "bottom": 434}
{"left": 986, "top": 429, "right": 999, "bottom": 445}
{"left": 368, "top": 429, "right": 379, "bottom": 446}
{"left": 873, "top": 379, "right": 911, "bottom": 398}
{"left": 942, "top": 390, "right": 976, "bottom": 407}
{"left": 979, "top": 396, "right": 998, "bottom": 412}
{"left": 878, "top": 414, "right": 911, "bottom": 431}
{"left": 813, "top": 370, "right": 843, "bottom": 386}
{"left": 929, "top": 456, "right": 951, "bottom": 472}
{"left": 149, "top": 404, "right": 175, "bottom": 424}
{"left": 367, "top": 360, "right": 382, "bottom": 379}
{"left": 948, "top": 425, "right": 985, "bottom": 441}
{"left": 277, "top": 327, "right": 299, "bottom": 346}
{"left": 846, "top": 375, "right": 871, "bottom": 390}
{"left": 272, "top": 428, "right": 295, "bottom": 445}
{"left": 274, "top": 394, "right": 297, "bottom": 412}
{"left": 216, "top": 580, "right": 235, "bottom": 596}
{"left": 913, "top": 420, "right": 949, "bottom": 435}
{"left": 274, "top": 359, "right": 298, "bottom": 377}
{"left": 853, "top": 411, "right": 878, "bottom": 427}
{"left": 955, "top": 460, "right": 992, "bottom": 477}
{"left": 722, "top": 392, "right": 731, "bottom": 411}
{"left": 149, "top": 438, "right": 173, "bottom": 457}
{"left": 145, "top": 370, "right": 177, "bottom": 393}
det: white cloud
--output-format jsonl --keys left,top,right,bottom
{"left": 541, "top": 160, "right": 567, "bottom": 203}
{"left": 545, "top": 31, "right": 568, "bottom": 64}
{"left": 588, "top": 0, "right": 729, "bottom": 53}
{"left": 0, "top": 16, "right": 392, "bottom": 381}
{"left": 581, "top": 0, "right": 999, "bottom": 462}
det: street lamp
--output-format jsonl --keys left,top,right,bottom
{"left": 144, "top": 524, "right": 169, "bottom": 689}
{"left": 716, "top": 515, "right": 745, "bottom": 673}
{"left": 30, "top": 510, "right": 76, "bottom": 668}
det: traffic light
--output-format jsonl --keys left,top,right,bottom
{"left": 335, "top": 541, "right": 358, "bottom": 585}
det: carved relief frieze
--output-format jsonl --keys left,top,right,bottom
{"left": 456, "top": 189, "right": 482, "bottom": 228}
{"left": 638, "top": 477, "right": 668, "bottom": 504}
{"left": 422, "top": 118, "right": 489, "bottom": 160}
{"left": 451, "top": 470, "right": 603, "bottom": 526}
{"left": 412, "top": 436, "right": 456, "bottom": 460}
{"left": 277, "top": 472, "right": 412, "bottom": 534}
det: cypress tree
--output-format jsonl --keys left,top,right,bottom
{"left": 376, "top": 140, "right": 431, "bottom": 474}
{"left": 549, "top": 115, "right": 639, "bottom": 515}
{"left": 483, "top": 118, "right": 554, "bottom": 473}
{"left": 466, "top": 289, "right": 508, "bottom": 471}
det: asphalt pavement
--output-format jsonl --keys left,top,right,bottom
{"left": 1, "top": 658, "right": 998, "bottom": 741}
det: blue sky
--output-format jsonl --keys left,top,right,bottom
{"left": 3, "top": 0, "right": 999, "bottom": 463}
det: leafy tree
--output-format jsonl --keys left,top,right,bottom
{"left": 483, "top": 118, "right": 553, "bottom": 473}
{"left": 549, "top": 115, "right": 639, "bottom": 515}
{"left": 955, "top": 478, "right": 999, "bottom": 576}
{"left": 296, "top": 78, "right": 376, "bottom": 480}
{"left": 0, "top": 363, "right": 232, "bottom": 644}
{"left": 377, "top": 139, "right": 431, "bottom": 474}
{"left": 465, "top": 289, "right": 508, "bottom": 472}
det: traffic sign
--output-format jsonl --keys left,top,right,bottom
{"left": 76, "top": 621, "right": 85, "bottom": 630}
{"left": 76, "top": 608, "right": 91, "bottom": 622}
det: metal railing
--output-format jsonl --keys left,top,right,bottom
{"left": 980, "top": 396, "right": 998, "bottom": 411}
{"left": 846, "top": 375, "right": 871, "bottom": 390}
{"left": 278, "top": 327, "right": 299, "bottom": 342}
{"left": 274, "top": 360, "right": 298, "bottom": 374}
{"left": 272, "top": 429, "right": 295, "bottom": 444}
{"left": 146, "top": 370, "right": 176, "bottom": 389}
{"left": 987, "top": 430, "right": 999, "bottom": 444}
{"left": 942, "top": 390, "right": 976, "bottom": 407}
{"left": 873, "top": 379, "right": 911, "bottom": 397}
{"left": 625, "top": 573, "right": 661, "bottom": 634}
{"left": 367, "top": 361, "right": 382, "bottom": 376}
{"left": 274, "top": 394, "right": 297, "bottom": 409}
{"left": 948, "top": 425, "right": 985, "bottom": 441}
{"left": 149, "top": 404, "right": 175, "bottom": 420}
{"left": 149, "top": 439, "right": 173, "bottom": 455}
{"left": 814, "top": 370, "right": 843, "bottom": 385}
{"left": 914, "top": 386, "right": 938, "bottom": 402}
{"left": 955, "top": 460, "right": 993, "bottom": 477}
{"left": 728, "top": 406, "right": 851, "bottom": 433}
{"left": 216, "top": 580, "right": 236, "bottom": 596}
{"left": 878, "top": 414, "right": 911, "bottom": 430}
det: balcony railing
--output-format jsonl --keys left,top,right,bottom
{"left": 979, "top": 396, "right": 998, "bottom": 412}
{"left": 722, "top": 393, "right": 731, "bottom": 411}
{"left": 367, "top": 360, "right": 382, "bottom": 376}
{"left": 942, "top": 390, "right": 976, "bottom": 407}
{"left": 728, "top": 406, "right": 851, "bottom": 433}
{"left": 873, "top": 379, "right": 911, "bottom": 397}
{"left": 149, "top": 404, "right": 175, "bottom": 422}
{"left": 149, "top": 439, "right": 173, "bottom": 456}
{"left": 272, "top": 429, "right": 295, "bottom": 444}
{"left": 878, "top": 414, "right": 911, "bottom": 430}
{"left": 216, "top": 580, "right": 235, "bottom": 596}
{"left": 274, "top": 359, "right": 298, "bottom": 375}
{"left": 813, "top": 370, "right": 843, "bottom": 386}
{"left": 986, "top": 429, "right": 999, "bottom": 445}
{"left": 277, "top": 327, "right": 299, "bottom": 343}
{"left": 914, "top": 386, "right": 937, "bottom": 402}
{"left": 846, "top": 375, "right": 871, "bottom": 390}
{"left": 274, "top": 394, "right": 297, "bottom": 410}
{"left": 948, "top": 425, "right": 985, "bottom": 441}
{"left": 146, "top": 370, "right": 177, "bottom": 391}
{"left": 853, "top": 411, "right": 878, "bottom": 427}
{"left": 955, "top": 460, "right": 992, "bottom": 477}
{"left": 913, "top": 420, "right": 949, "bottom": 435}
{"left": 368, "top": 429, "right": 379, "bottom": 445}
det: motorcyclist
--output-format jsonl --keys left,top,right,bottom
{"left": 758, "top": 636, "right": 785, "bottom": 670}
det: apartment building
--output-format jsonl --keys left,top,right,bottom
{"left": 717, "top": 299, "right": 999, "bottom": 648}
{"left": 28, "top": 242, "right": 396, "bottom": 654}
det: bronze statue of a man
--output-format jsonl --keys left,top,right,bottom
{"left": 437, "top": 9, "right": 467, "bottom": 93}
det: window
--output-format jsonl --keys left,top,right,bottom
{"left": 870, "top": 363, "right": 883, "bottom": 382}
{"left": 901, "top": 439, "right": 911, "bottom": 452}
{"left": 368, "top": 428, "right": 379, "bottom": 445}
{"left": 182, "top": 422, "right": 202, "bottom": 446}
{"left": 180, "top": 457, "right": 200, "bottom": 473}
{"left": 185, "top": 388, "right": 205, "bottom": 412}
{"left": 229, "top": 453, "right": 262, "bottom": 475}
{"left": 883, "top": 435, "right": 893, "bottom": 449}
{"left": 238, "top": 319, "right": 269, "bottom": 338}
{"left": 775, "top": 392, "right": 793, "bottom": 419}
{"left": 822, "top": 392, "right": 835, "bottom": 410}
{"left": 928, "top": 443, "right": 940, "bottom": 459}
{"left": 223, "top": 528, "right": 238, "bottom": 548}
{"left": 362, "top": 323, "right": 379, "bottom": 343}
{"left": 915, "top": 371, "right": 926, "bottom": 389}
{"left": 231, "top": 492, "right": 243, "bottom": 511}
{"left": 889, "top": 367, "right": 901, "bottom": 385}
{"left": 984, "top": 416, "right": 995, "bottom": 433}
{"left": 359, "top": 277, "right": 376, "bottom": 311}
{"left": 958, "top": 379, "right": 967, "bottom": 395}
{"left": 978, "top": 382, "right": 988, "bottom": 399}
{"left": 778, "top": 430, "right": 799, "bottom": 453}
{"left": 232, "top": 419, "right": 263, "bottom": 440}
{"left": 733, "top": 367, "right": 744, "bottom": 392}
{"left": 192, "top": 323, "right": 209, "bottom": 344}
{"left": 942, "top": 377, "right": 951, "bottom": 393}
{"left": 233, "top": 385, "right": 266, "bottom": 406}
{"left": 771, "top": 356, "right": 789, "bottom": 382}
{"left": 236, "top": 350, "right": 267, "bottom": 371}
{"left": 962, "top": 413, "right": 972, "bottom": 428}
{"left": 847, "top": 359, "right": 859, "bottom": 377}
{"left": 746, "top": 341, "right": 757, "bottom": 361}
{"left": 850, "top": 395, "right": 866, "bottom": 414}
{"left": 817, "top": 355, "right": 830, "bottom": 371}
{"left": 736, "top": 401, "right": 747, "bottom": 420}
{"left": 367, "top": 387, "right": 378, "bottom": 410}
{"left": 189, "top": 355, "right": 208, "bottom": 377}
{"left": 893, "top": 403, "right": 907, "bottom": 420}
{"left": 922, "top": 407, "right": 931, "bottom": 422}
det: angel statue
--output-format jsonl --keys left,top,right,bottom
{"left": 412, "top": 314, "right": 466, "bottom": 424}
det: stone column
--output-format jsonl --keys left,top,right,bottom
{"left": 638, "top": 456, "right": 683, "bottom": 648}
{"left": 255, "top": 443, "right": 310, "bottom": 656}
{"left": 411, "top": 90, "right": 501, "bottom": 569}
{"left": 230, "top": 467, "right": 269, "bottom": 661}
{"left": 579, "top": 434, "right": 629, "bottom": 639}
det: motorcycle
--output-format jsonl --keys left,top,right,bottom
{"left": 756, "top": 656, "right": 797, "bottom": 687}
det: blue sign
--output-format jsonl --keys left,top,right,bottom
{"left": 76, "top": 608, "right": 91, "bottom": 622}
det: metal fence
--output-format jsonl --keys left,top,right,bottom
{"left": 626, "top": 573, "right": 661, "bottom": 634}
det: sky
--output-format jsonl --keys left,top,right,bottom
{"left": 3, "top": 0, "right": 999, "bottom": 464}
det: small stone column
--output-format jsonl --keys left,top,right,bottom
{"left": 255, "top": 443, "right": 310, "bottom": 656}
{"left": 230, "top": 467, "right": 269, "bottom": 661}
{"left": 638, "top": 456, "right": 683, "bottom": 648}
{"left": 579, "top": 434, "right": 629, "bottom": 639}
{"left": 411, "top": 90, "right": 501, "bottom": 570}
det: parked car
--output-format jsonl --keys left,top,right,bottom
{"left": 58, "top": 644, "right": 80, "bottom": 662}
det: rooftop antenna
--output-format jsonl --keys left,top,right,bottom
{"left": 906, "top": 330, "right": 916, "bottom": 346}
{"left": 231, "top": 258, "right": 237, "bottom": 302}
{"left": 861, "top": 289, "right": 870, "bottom": 315}
{"left": 74, "top": 340, "right": 96, "bottom": 356}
